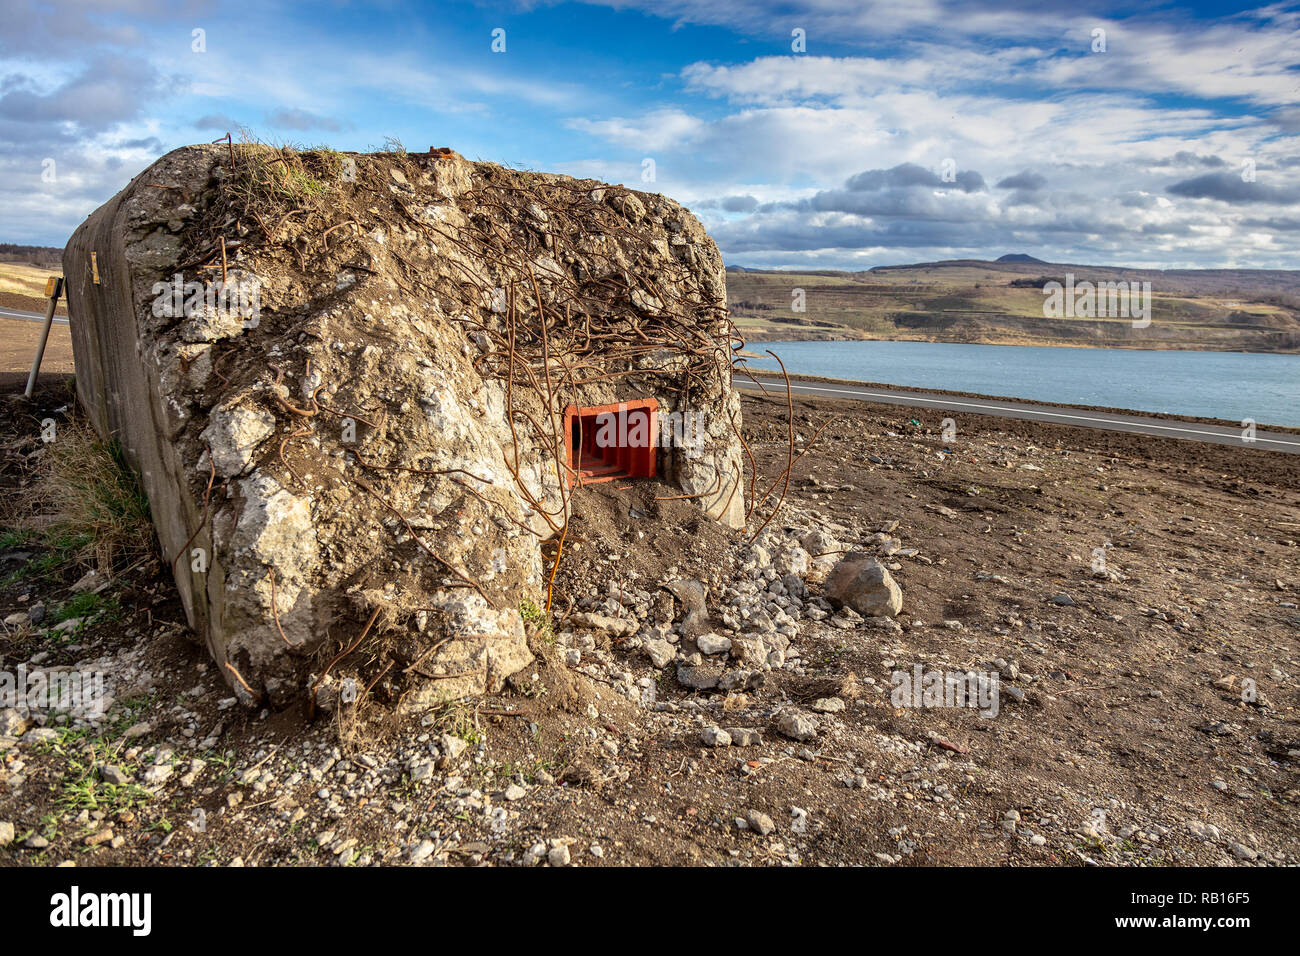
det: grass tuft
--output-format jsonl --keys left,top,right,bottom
{"left": 2, "top": 417, "right": 155, "bottom": 581}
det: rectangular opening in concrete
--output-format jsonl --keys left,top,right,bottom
{"left": 564, "top": 399, "right": 658, "bottom": 486}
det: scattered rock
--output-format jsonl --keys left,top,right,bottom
{"left": 823, "top": 554, "right": 903, "bottom": 618}
{"left": 142, "top": 764, "right": 174, "bottom": 785}
{"left": 695, "top": 633, "right": 732, "bottom": 655}
{"left": 548, "top": 844, "right": 571, "bottom": 866}
{"left": 642, "top": 638, "right": 676, "bottom": 668}
{"left": 677, "top": 662, "right": 723, "bottom": 690}
{"left": 99, "top": 765, "right": 132, "bottom": 786}
{"left": 776, "top": 710, "right": 818, "bottom": 741}
{"left": 0, "top": 709, "right": 28, "bottom": 737}
{"left": 701, "top": 727, "right": 732, "bottom": 747}
{"left": 408, "top": 840, "right": 437, "bottom": 863}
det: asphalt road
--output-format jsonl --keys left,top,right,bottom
{"left": 0, "top": 306, "right": 69, "bottom": 325}
{"left": 741, "top": 377, "right": 1300, "bottom": 454}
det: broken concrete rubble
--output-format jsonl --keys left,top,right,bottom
{"left": 823, "top": 552, "right": 905, "bottom": 618}
{"left": 63, "top": 143, "right": 744, "bottom": 705}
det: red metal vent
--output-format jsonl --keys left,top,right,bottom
{"left": 564, "top": 399, "right": 658, "bottom": 486}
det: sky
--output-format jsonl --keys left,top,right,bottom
{"left": 2, "top": 0, "right": 1299, "bottom": 270}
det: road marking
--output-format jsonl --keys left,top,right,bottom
{"left": 0, "top": 308, "right": 69, "bottom": 324}
{"left": 743, "top": 380, "right": 1300, "bottom": 450}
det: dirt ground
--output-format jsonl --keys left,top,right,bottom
{"left": 0, "top": 317, "right": 74, "bottom": 384}
{"left": 1, "top": 374, "right": 1297, "bottom": 867}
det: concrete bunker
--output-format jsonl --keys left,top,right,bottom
{"left": 62, "top": 142, "right": 745, "bottom": 708}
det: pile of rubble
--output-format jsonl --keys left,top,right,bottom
{"left": 552, "top": 510, "right": 906, "bottom": 708}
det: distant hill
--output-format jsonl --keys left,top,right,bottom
{"left": 724, "top": 257, "right": 1300, "bottom": 352}
{"left": 0, "top": 243, "right": 62, "bottom": 269}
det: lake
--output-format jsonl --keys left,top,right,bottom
{"left": 744, "top": 340, "right": 1300, "bottom": 427}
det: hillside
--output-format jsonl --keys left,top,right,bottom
{"left": 726, "top": 259, "right": 1300, "bottom": 352}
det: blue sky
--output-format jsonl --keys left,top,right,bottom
{"left": 3, "top": 0, "right": 1299, "bottom": 269}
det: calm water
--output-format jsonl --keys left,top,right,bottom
{"left": 746, "top": 341, "right": 1300, "bottom": 427}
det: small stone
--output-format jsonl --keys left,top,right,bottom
{"left": 746, "top": 810, "right": 775, "bottom": 836}
{"left": 99, "top": 765, "right": 131, "bottom": 786}
{"left": 84, "top": 828, "right": 113, "bottom": 847}
{"left": 776, "top": 710, "right": 818, "bottom": 741}
{"left": 142, "top": 764, "right": 173, "bottom": 785}
{"left": 437, "top": 735, "right": 468, "bottom": 768}
{"left": 0, "top": 822, "right": 14, "bottom": 846}
{"left": 676, "top": 662, "right": 722, "bottom": 690}
{"left": 1047, "top": 592, "right": 1076, "bottom": 606}
{"left": 696, "top": 633, "right": 732, "bottom": 655}
{"left": 503, "top": 783, "right": 527, "bottom": 801}
{"left": 548, "top": 844, "right": 571, "bottom": 866}
{"left": 0, "top": 709, "right": 28, "bottom": 737}
{"left": 810, "top": 697, "right": 844, "bottom": 713}
{"left": 123, "top": 722, "right": 152, "bottom": 740}
{"left": 409, "top": 840, "right": 436, "bottom": 863}
{"left": 643, "top": 638, "right": 675, "bottom": 668}
{"left": 521, "top": 842, "right": 547, "bottom": 866}
{"left": 701, "top": 727, "right": 732, "bottom": 747}
{"left": 71, "top": 569, "right": 106, "bottom": 593}
{"left": 824, "top": 554, "right": 903, "bottom": 618}
{"left": 726, "top": 728, "right": 763, "bottom": 747}
{"left": 1229, "top": 843, "right": 1258, "bottom": 861}
{"left": 1187, "top": 821, "right": 1220, "bottom": 842}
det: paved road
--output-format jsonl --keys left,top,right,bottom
{"left": 0, "top": 306, "right": 69, "bottom": 325}
{"left": 740, "top": 377, "right": 1300, "bottom": 454}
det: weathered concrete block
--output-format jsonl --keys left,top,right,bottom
{"left": 63, "top": 145, "right": 742, "bottom": 705}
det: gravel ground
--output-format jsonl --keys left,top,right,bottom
{"left": 1, "top": 381, "right": 1296, "bottom": 867}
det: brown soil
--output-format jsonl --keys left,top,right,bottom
{"left": 0, "top": 291, "right": 68, "bottom": 317}
{"left": 0, "top": 318, "right": 74, "bottom": 385}
{"left": 1, "top": 374, "right": 1296, "bottom": 867}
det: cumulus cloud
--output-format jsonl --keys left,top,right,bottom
{"left": 0, "top": 56, "right": 172, "bottom": 130}
{"left": 846, "top": 163, "right": 985, "bottom": 194}
{"left": 996, "top": 171, "right": 1046, "bottom": 190}
{"left": 265, "top": 108, "right": 344, "bottom": 132}
{"left": 1167, "top": 172, "right": 1300, "bottom": 205}
{"left": 195, "top": 113, "right": 240, "bottom": 130}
